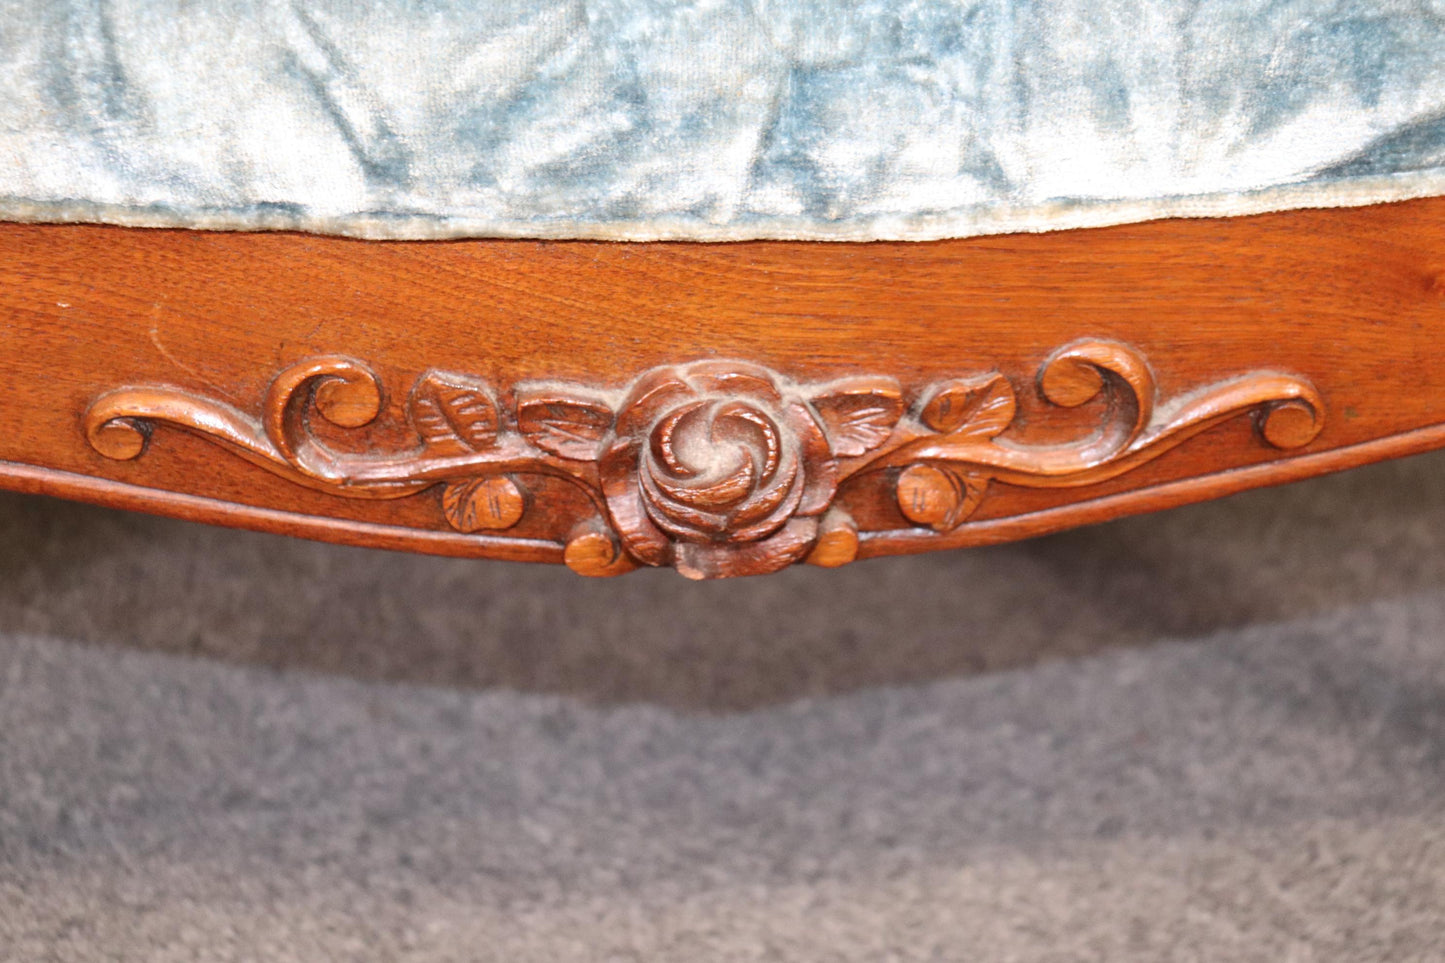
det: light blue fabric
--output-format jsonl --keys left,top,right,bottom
{"left": 1, "top": 0, "right": 1443, "bottom": 240}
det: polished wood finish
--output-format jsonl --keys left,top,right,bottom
{"left": 80, "top": 346, "right": 1321, "bottom": 578}
{"left": 3, "top": 197, "right": 1444, "bottom": 576}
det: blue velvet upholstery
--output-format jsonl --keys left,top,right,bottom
{"left": 1, "top": 0, "right": 1442, "bottom": 240}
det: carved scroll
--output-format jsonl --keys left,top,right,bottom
{"left": 84, "top": 342, "right": 1324, "bottom": 579}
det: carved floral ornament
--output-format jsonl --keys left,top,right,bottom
{"left": 85, "top": 341, "right": 1324, "bottom": 579}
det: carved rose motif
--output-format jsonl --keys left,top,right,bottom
{"left": 595, "top": 362, "right": 902, "bottom": 579}
{"left": 86, "top": 345, "right": 1325, "bottom": 579}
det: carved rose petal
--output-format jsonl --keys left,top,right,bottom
{"left": 647, "top": 446, "right": 756, "bottom": 511}
{"left": 672, "top": 517, "right": 819, "bottom": 580}
{"left": 725, "top": 465, "right": 804, "bottom": 542}
{"left": 787, "top": 402, "right": 840, "bottom": 517}
{"left": 711, "top": 403, "right": 782, "bottom": 480}
{"left": 615, "top": 367, "right": 697, "bottom": 438}
{"left": 648, "top": 400, "right": 710, "bottom": 479}
{"left": 599, "top": 440, "right": 672, "bottom": 566}
{"left": 684, "top": 360, "right": 784, "bottom": 405}
{"left": 639, "top": 464, "right": 734, "bottom": 538}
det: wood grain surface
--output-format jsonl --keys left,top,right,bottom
{"left": 2, "top": 197, "right": 1443, "bottom": 575}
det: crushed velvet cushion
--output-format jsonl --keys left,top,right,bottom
{"left": 1, "top": 0, "right": 1443, "bottom": 240}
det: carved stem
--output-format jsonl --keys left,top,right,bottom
{"left": 83, "top": 341, "right": 1325, "bottom": 578}
{"left": 859, "top": 345, "right": 1321, "bottom": 489}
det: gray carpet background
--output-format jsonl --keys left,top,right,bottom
{"left": 3, "top": 451, "right": 1445, "bottom": 960}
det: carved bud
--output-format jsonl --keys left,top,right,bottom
{"left": 441, "top": 475, "right": 526, "bottom": 532}
{"left": 896, "top": 464, "right": 986, "bottom": 531}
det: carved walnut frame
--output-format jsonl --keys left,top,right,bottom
{"left": 83, "top": 343, "right": 1322, "bottom": 579}
{"left": 2, "top": 198, "right": 1443, "bottom": 577}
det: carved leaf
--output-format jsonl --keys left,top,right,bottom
{"left": 84, "top": 347, "right": 1325, "bottom": 579}
{"left": 442, "top": 476, "right": 525, "bottom": 533}
{"left": 896, "top": 464, "right": 987, "bottom": 531}
{"left": 411, "top": 371, "right": 499, "bottom": 453}
{"left": 515, "top": 387, "right": 615, "bottom": 460}
{"left": 810, "top": 376, "right": 905, "bottom": 457}
{"left": 919, "top": 373, "right": 1016, "bottom": 440}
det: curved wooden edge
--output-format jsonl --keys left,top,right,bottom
{"left": 74, "top": 343, "right": 1326, "bottom": 578}
{"left": 0, "top": 460, "right": 563, "bottom": 564}
{"left": 859, "top": 421, "right": 1445, "bottom": 557}
{"left": 3, "top": 420, "right": 1442, "bottom": 568}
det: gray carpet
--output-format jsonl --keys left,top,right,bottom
{"left": 3, "top": 452, "right": 1445, "bottom": 961}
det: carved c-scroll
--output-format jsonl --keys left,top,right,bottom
{"left": 84, "top": 341, "right": 1324, "bottom": 579}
